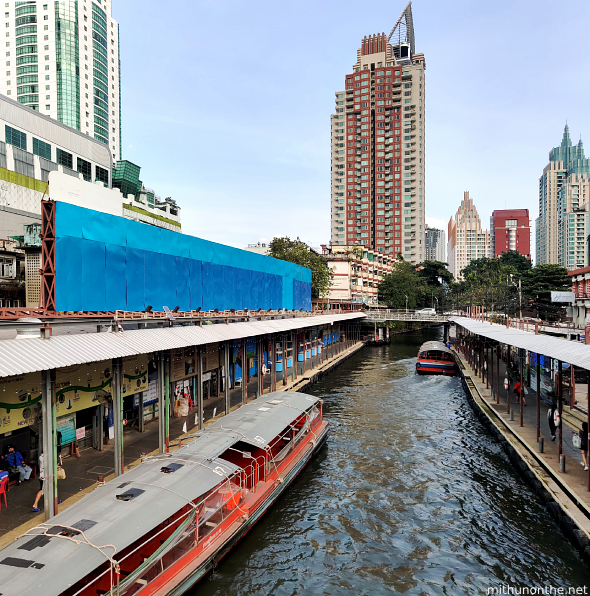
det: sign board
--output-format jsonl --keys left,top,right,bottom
{"left": 56, "top": 414, "right": 76, "bottom": 446}
{"left": 203, "top": 343, "right": 219, "bottom": 373}
{"left": 551, "top": 291, "right": 575, "bottom": 303}
{"left": 76, "top": 427, "right": 86, "bottom": 441}
{"left": 171, "top": 346, "right": 196, "bottom": 382}
{"left": 55, "top": 360, "right": 112, "bottom": 416}
{"left": 121, "top": 354, "right": 148, "bottom": 397}
{"left": 0, "top": 371, "right": 43, "bottom": 433}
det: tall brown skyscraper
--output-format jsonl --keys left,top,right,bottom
{"left": 330, "top": 2, "right": 426, "bottom": 263}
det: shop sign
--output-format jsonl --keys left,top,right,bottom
{"left": 55, "top": 360, "right": 112, "bottom": 416}
{"left": 171, "top": 346, "right": 196, "bottom": 382}
{"left": 56, "top": 414, "right": 76, "bottom": 446}
{"left": 121, "top": 354, "right": 148, "bottom": 397}
{"left": 76, "top": 427, "right": 86, "bottom": 441}
{"left": 203, "top": 343, "right": 219, "bottom": 373}
{"left": 0, "top": 371, "right": 43, "bottom": 433}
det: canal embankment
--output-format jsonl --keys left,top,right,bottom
{"left": 454, "top": 346, "right": 590, "bottom": 563}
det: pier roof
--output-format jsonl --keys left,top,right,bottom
{"left": 0, "top": 313, "right": 365, "bottom": 378}
{"left": 452, "top": 317, "right": 590, "bottom": 369}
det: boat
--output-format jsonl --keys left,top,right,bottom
{"left": 415, "top": 341, "right": 457, "bottom": 375}
{"left": 0, "top": 391, "right": 329, "bottom": 596}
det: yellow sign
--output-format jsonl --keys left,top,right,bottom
{"left": 0, "top": 371, "right": 43, "bottom": 433}
{"left": 55, "top": 360, "right": 113, "bottom": 416}
{"left": 122, "top": 354, "right": 148, "bottom": 397}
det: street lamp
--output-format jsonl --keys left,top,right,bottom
{"left": 405, "top": 295, "right": 408, "bottom": 314}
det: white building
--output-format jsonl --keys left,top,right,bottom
{"left": 447, "top": 191, "right": 490, "bottom": 280}
{"left": 0, "top": 0, "right": 121, "bottom": 162}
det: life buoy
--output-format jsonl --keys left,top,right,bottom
{"left": 262, "top": 364, "right": 268, "bottom": 375}
{"left": 554, "top": 410, "right": 561, "bottom": 427}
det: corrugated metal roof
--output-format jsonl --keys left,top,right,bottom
{"left": 0, "top": 391, "right": 319, "bottom": 596}
{"left": 0, "top": 313, "right": 365, "bottom": 378}
{"left": 452, "top": 317, "right": 590, "bottom": 369}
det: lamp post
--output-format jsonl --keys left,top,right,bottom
{"left": 405, "top": 295, "right": 408, "bottom": 314}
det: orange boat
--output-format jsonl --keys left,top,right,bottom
{"left": 0, "top": 392, "right": 329, "bottom": 596}
{"left": 416, "top": 341, "right": 457, "bottom": 375}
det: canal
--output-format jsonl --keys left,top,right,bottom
{"left": 194, "top": 328, "right": 590, "bottom": 595}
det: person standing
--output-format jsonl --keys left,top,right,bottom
{"left": 31, "top": 453, "right": 44, "bottom": 512}
{"left": 579, "top": 422, "right": 589, "bottom": 471}
{"left": 548, "top": 401, "right": 557, "bottom": 441}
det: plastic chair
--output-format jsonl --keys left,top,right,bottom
{"left": 0, "top": 477, "right": 8, "bottom": 509}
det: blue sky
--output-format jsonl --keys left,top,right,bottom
{"left": 114, "top": 0, "right": 590, "bottom": 255}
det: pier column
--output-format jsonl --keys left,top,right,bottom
{"left": 225, "top": 341, "right": 231, "bottom": 414}
{"left": 41, "top": 369, "right": 56, "bottom": 520}
{"left": 496, "top": 345, "right": 500, "bottom": 404}
{"left": 536, "top": 356, "right": 541, "bottom": 442}
{"left": 113, "top": 358, "right": 124, "bottom": 476}
{"left": 283, "top": 334, "right": 288, "bottom": 386}
{"left": 293, "top": 331, "right": 297, "bottom": 381}
{"left": 197, "top": 346, "right": 204, "bottom": 430}
{"left": 241, "top": 338, "right": 247, "bottom": 404}
{"left": 157, "top": 352, "right": 166, "bottom": 453}
{"left": 257, "top": 338, "right": 263, "bottom": 398}
{"left": 519, "top": 349, "right": 524, "bottom": 427}
{"left": 558, "top": 360, "right": 563, "bottom": 460}
{"left": 271, "top": 333, "right": 285, "bottom": 391}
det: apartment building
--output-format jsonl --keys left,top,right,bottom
{"left": 447, "top": 191, "right": 490, "bottom": 280}
{"left": 0, "top": 0, "right": 121, "bottom": 161}
{"left": 425, "top": 225, "right": 445, "bottom": 262}
{"left": 490, "top": 209, "right": 530, "bottom": 258}
{"left": 330, "top": 2, "right": 426, "bottom": 263}
{"left": 322, "top": 245, "right": 396, "bottom": 305}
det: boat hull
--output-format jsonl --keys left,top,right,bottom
{"left": 415, "top": 360, "right": 457, "bottom": 375}
{"left": 150, "top": 420, "right": 330, "bottom": 596}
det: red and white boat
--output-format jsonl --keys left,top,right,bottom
{"left": 415, "top": 341, "right": 457, "bottom": 375}
{"left": 0, "top": 391, "right": 329, "bottom": 596}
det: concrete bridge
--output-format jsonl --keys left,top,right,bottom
{"left": 364, "top": 309, "right": 450, "bottom": 323}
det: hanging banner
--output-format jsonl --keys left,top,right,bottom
{"left": 55, "top": 360, "right": 112, "bottom": 416}
{"left": 121, "top": 354, "right": 149, "bottom": 397}
{"left": 203, "top": 343, "right": 219, "bottom": 373}
{"left": 171, "top": 346, "right": 196, "bottom": 382}
{"left": 56, "top": 414, "right": 76, "bottom": 446}
{"left": 0, "top": 371, "right": 43, "bottom": 433}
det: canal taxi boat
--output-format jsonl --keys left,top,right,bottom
{"left": 0, "top": 391, "right": 329, "bottom": 596}
{"left": 416, "top": 341, "right": 457, "bottom": 375}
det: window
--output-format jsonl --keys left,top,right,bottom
{"left": 56, "top": 147, "right": 72, "bottom": 169}
{"left": 77, "top": 157, "right": 91, "bottom": 181}
{"left": 95, "top": 165, "right": 108, "bottom": 186}
{"left": 5, "top": 124, "right": 26, "bottom": 150}
{"left": 33, "top": 137, "right": 51, "bottom": 160}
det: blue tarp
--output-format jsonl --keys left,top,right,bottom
{"left": 54, "top": 202, "right": 312, "bottom": 312}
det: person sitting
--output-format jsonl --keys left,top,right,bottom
{"left": 3, "top": 445, "right": 32, "bottom": 485}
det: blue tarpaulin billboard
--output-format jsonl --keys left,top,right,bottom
{"left": 54, "top": 202, "right": 312, "bottom": 312}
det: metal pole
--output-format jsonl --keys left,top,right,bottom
{"left": 272, "top": 335, "right": 277, "bottom": 392}
{"left": 158, "top": 352, "right": 165, "bottom": 453}
{"left": 138, "top": 391, "right": 144, "bottom": 433}
{"left": 165, "top": 354, "right": 170, "bottom": 450}
{"left": 519, "top": 349, "right": 524, "bottom": 427}
{"left": 41, "top": 369, "right": 55, "bottom": 520}
{"left": 242, "top": 339, "right": 247, "bottom": 404}
{"left": 571, "top": 365, "right": 576, "bottom": 409}
{"left": 112, "top": 358, "right": 124, "bottom": 476}
{"left": 197, "top": 346, "right": 204, "bottom": 429}
{"left": 558, "top": 360, "right": 563, "bottom": 460}
{"left": 293, "top": 332, "right": 297, "bottom": 381}
{"left": 225, "top": 341, "right": 230, "bottom": 414}
{"left": 496, "top": 345, "right": 500, "bottom": 404}
{"left": 536, "top": 356, "right": 541, "bottom": 442}
{"left": 257, "top": 338, "right": 263, "bottom": 397}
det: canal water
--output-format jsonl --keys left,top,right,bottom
{"left": 195, "top": 328, "right": 590, "bottom": 595}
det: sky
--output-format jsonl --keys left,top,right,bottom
{"left": 113, "top": 0, "right": 590, "bottom": 256}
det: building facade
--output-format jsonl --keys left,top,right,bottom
{"left": 322, "top": 245, "right": 396, "bottom": 304}
{"left": 490, "top": 209, "right": 530, "bottom": 258}
{"left": 330, "top": 3, "right": 426, "bottom": 263}
{"left": 447, "top": 191, "right": 490, "bottom": 280}
{"left": 0, "top": 0, "right": 121, "bottom": 162}
{"left": 425, "top": 225, "right": 445, "bottom": 262}
{"left": 536, "top": 126, "right": 590, "bottom": 269}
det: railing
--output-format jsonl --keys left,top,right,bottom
{"left": 364, "top": 309, "right": 449, "bottom": 322}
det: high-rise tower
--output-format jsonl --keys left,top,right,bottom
{"left": 330, "top": 2, "right": 426, "bottom": 263}
{"left": 0, "top": 1, "right": 121, "bottom": 162}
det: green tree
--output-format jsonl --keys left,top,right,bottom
{"left": 522, "top": 263, "right": 571, "bottom": 321}
{"left": 378, "top": 261, "right": 425, "bottom": 309}
{"left": 268, "top": 237, "right": 333, "bottom": 299}
{"left": 416, "top": 260, "right": 453, "bottom": 287}
{"left": 498, "top": 250, "right": 532, "bottom": 277}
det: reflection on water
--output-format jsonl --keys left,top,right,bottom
{"left": 193, "top": 329, "right": 590, "bottom": 595}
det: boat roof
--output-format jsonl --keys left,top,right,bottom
{"left": 0, "top": 391, "right": 321, "bottom": 596}
{"left": 418, "top": 341, "right": 451, "bottom": 354}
